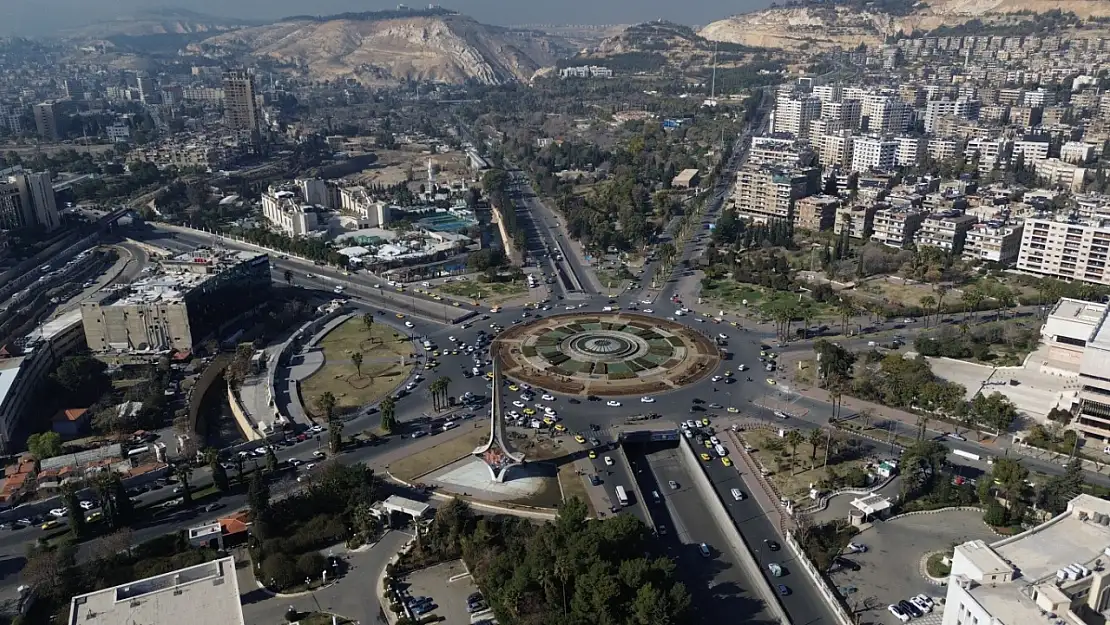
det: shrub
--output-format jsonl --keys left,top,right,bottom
{"left": 261, "top": 552, "right": 299, "bottom": 589}
{"left": 297, "top": 552, "right": 327, "bottom": 580}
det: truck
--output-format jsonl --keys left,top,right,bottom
{"left": 615, "top": 486, "right": 629, "bottom": 506}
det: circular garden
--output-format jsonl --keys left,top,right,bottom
{"left": 493, "top": 312, "right": 721, "bottom": 396}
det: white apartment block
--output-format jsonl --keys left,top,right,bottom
{"left": 339, "top": 186, "right": 391, "bottom": 228}
{"left": 106, "top": 123, "right": 131, "bottom": 143}
{"left": 871, "top": 207, "right": 926, "bottom": 248}
{"left": 928, "top": 138, "right": 960, "bottom": 162}
{"left": 834, "top": 205, "right": 876, "bottom": 238}
{"left": 941, "top": 495, "right": 1110, "bottom": 625}
{"left": 1012, "top": 138, "right": 1050, "bottom": 161}
{"left": 1017, "top": 217, "right": 1110, "bottom": 285}
{"left": 1022, "top": 86, "right": 1054, "bottom": 107}
{"left": 1034, "top": 158, "right": 1088, "bottom": 192}
{"left": 731, "top": 165, "right": 815, "bottom": 223}
{"left": 914, "top": 211, "right": 977, "bottom": 253}
{"left": 851, "top": 136, "right": 897, "bottom": 173}
{"left": 817, "top": 133, "right": 854, "bottom": 168}
{"left": 773, "top": 93, "right": 822, "bottom": 139}
{"left": 820, "top": 99, "right": 862, "bottom": 129}
{"left": 965, "top": 137, "right": 1009, "bottom": 171}
{"left": 1062, "top": 141, "right": 1096, "bottom": 164}
{"left": 748, "top": 136, "right": 811, "bottom": 167}
{"left": 811, "top": 85, "right": 840, "bottom": 102}
{"left": 261, "top": 189, "right": 320, "bottom": 237}
{"left": 861, "top": 95, "right": 913, "bottom": 134}
{"left": 962, "top": 221, "right": 1024, "bottom": 265}
{"left": 895, "top": 136, "right": 925, "bottom": 167}
{"left": 924, "top": 98, "right": 980, "bottom": 133}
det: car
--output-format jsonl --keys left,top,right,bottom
{"left": 523, "top": 408, "right": 536, "bottom": 416}
{"left": 900, "top": 600, "right": 923, "bottom": 618}
{"left": 395, "top": 313, "right": 405, "bottom": 319}
{"left": 777, "top": 584, "right": 791, "bottom": 596}
{"left": 718, "top": 333, "right": 728, "bottom": 340}
{"left": 574, "top": 435, "right": 586, "bottom": 444}
{"left": 846, "top": 542, "right": 867, "bottom": 554}
{"left": 685, "top": 419, "right": 697, "bottom": 429}
{"left": 727, "top": 406, "right": 739, "bottom": 413}
{"left": 700, "top": 453, "right": 712, "bottom": 461}
{"left": 708, "top": 403, "right": 723, "bottom": 409}
{"left": 640, "top": 396, "right": 655, "bottom": 403}
{"left": 78, "top": 500, "right": 95, "bottom": 510}
{"left": 711, "top": 375, "right": 722, "bottom": 383}
{"left": 588, "top": 450, "right": 597, "bottom": 459}
{"left": 604, "top": 456, "right": 614, "bottom": 466}
{"left": 701, "top": 418, "right": 710, "bottom": 427}
{"left": 910, "top": 596, "right": 932, "bottom": 613}
{"left": 508, "top": 384, "right": 519, "bottom": 392}
{"left": 589, "top": 474, "right": 602, "bottom": 486}
{"left": 41, "top": 520, "right": 60, "bottom": 530}
{"left": 833, "top": 556, "right": 861, "bottom": 572}
{"left": 722, "top": 457, "right": 733, "bottom": 467}
{"left": 606, "top": 400, "right": 622, "bottom": 407}
{"left": 643, "top": 309, "right": 653, "bottom": 313}
{"left": 48, "top": 508, "right": 67, "bottom": 518}
{"left": 766, "top": 378, "right": 776, "bottom": 385}
{"left": 405, "top": 321, "right": 414, "bottom": 328}
{"left": 731, "top": 488, "right": 745, "bottom": 501}
{"left": 766, "top": 540, "right": 780, "bottom": 551}
{"left": 542, "top": 394, "right": 555, "bottom": 401}
{"left": 513, "top": 400, "right": 525, "bottom": 408}
{"left": 698, "top": 543, "right": 711, "bottom": 557}
{"left": 914, "top": 594, "right": 935, "bottom": 611}
{"left": 312, "top": 450, "right": 327, "bottom": 459}
{"left": 668, "top": 480, "right": 678, "bottom": 490}
{"left": 888, "top": 605, "right": 910, "bottom": 623}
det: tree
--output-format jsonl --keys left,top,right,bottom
{"left": 234, "top": 453, "right": 247, "bottom": 485}
{"left": 265, "top": 446, "right": 279, "bottom": 474}
{"left": 919, "top": 295, "right": 936, "bottom": 328}
{"left": 206, "top": 448, "right": 230, "bottom": 492}
{"left": 784, "top": 430, "right": 805, "bottom": 474}
{"left": 989, "top": 457, "right": 1029, "bottom": 502}
{"left": 380, "top": 396, "right": 397, "bottom": 433}
{"left": 329, "top": 416, "right": 344, "bottom": 453}
{"left": 174, "top": 464, "right": 194, "bottom": 505}
{"left": 50, "top": 353, "right": 110, "bottom": 405}
{"left": 27, "top": 432, "right": 63, "bottom": 461}
{"left": 21, "top": 544, "right": 77, "bottom": 602}
{"left": 284, "top": 269, "right": 294, "bottom": 286}
{"left": 362, "top": 312, "right": 374, "bottom": 333}
{"left": 808, "top": 428, "right": 824, "bottom": 461}
{"left": 248, "top": 470, "right": 271, "bottom": 537}
{"left": 62, "top": 484, "right": 85, "bottom": 538}
{"left": 316, "top": 391, "right": 337, "bottom": 421}
{"left": 351, "top": 352, "right": 364, "bottom": 379}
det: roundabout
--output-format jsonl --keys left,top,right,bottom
{"left": 493, "top": 312, "right": 721, "bottom": 396}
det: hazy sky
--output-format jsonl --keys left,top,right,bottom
{"left": 5, "top": 0, "right": 773, "bottom": 36}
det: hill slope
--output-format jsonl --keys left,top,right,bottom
{"left": 187, "top": 12, "right": 565, "bottom": 84}
{"left": 60, "top": 8, "right": 254, "bottom": 39}
{"left": 701, "top": 0, "right": 1110, "bottom": 49}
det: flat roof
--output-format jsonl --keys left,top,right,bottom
{"left": 382, "top": 494, "right": 431, "bottom": 517}
{"left": 68, "top": 556, "right": 244, "bottom": 625}
{"left": 1050, "top": 298, "right": 1107, "bottom": 327}
{"left": 850, "top": 494, "right": 892, "bottom": 515}
{"left": 994, "top": 498, "right": 1110, "bottom": 582}
{"left": 0, "top": 357, "right": 25, "bottom": 411}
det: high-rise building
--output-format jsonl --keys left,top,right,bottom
{"left": 136, "top": 73, "right": 158, "bottom": 105}
{"left": 730, "top": 164, "right": 818, "bottom": 223}
{"left": 0, "top": 169, "right": 60, "bottom": 231}
{"left": 772, "top": 93, "right": 822, "bottom": 139}
{"left": 851, "top": 136, "right": 898, "bottom": 173}
{"left": 222, "top": 69, "right": 259, "bottom": 138}
{"left": 32, "top": 101, "right": 61, "bottom": 141}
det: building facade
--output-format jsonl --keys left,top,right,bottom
{"left": 1017, "top": 217, "right": 1110, "bottom": 286}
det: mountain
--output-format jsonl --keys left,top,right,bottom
{"left": 567, "top": 21, "right": 770, "bottom": 75}
{"left": 700, "top": 0, "right": 1110, "bottom": 50}
{"left": 186, "top": 9, "right": 571, "bottom": 85}
{"left": 60, "top": 8, "right": 256, "bottom": 39}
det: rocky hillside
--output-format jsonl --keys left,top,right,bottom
{"left": 700, "top": 0, "right": 1110, "bottom": 50}
{"left": 61, "top": 9, "right": 254, "bottom": 39}
{"left": 186, "top": 11, "right": 566, "bottom": 85}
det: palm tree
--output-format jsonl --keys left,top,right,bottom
{"left": 920, "top": 295, "right": 936, "bottom": 328}
{"left": 808, "top": 428, "right": 823, "bottom": 461}
{"left": 438, "top": 376, "right": 453, "bottom": 408}
{"left": 317, "top": 391, "right": 337, "bottom": 421}
{"left": 284, "top": 269, "right": 294, "bottom": 286}
{"left": 429, "top": 379, "right": 442, "bottom": 411}
{"left": 380, "top": 396, "right": 397, "bottom": 433}
{"left": 174, "top": 464, "right": 194, "bottom": 506}
{"left": 785, "top": 430, "right": 805, "bottom": 474}
{"left": 916, "top": 415, "right": 930, "bottom": 441}
{"left": 934, "top": 285, "right": 949, "bottom": 324}
{"left": 352, "top": 352, "right": 364, "bottom": 379}
{"left": 860, "top": 408, "right": 874, "bottom": 431}
{"left": 836, "top": 299, "right": 855, "bottom": 336}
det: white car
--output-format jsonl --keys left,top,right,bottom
{"left": 604, "top": 456, "right": 614, "bottom": 466}
{"left": 910, "top": 596, "right": 932, "bottom": 613}
{"left": 774, "top": 411, "right": 788, "bottom": 419}
{"left": 718, "top": 333, "right": 728, "bottom": 340}
{"left": 449, "top": 336, "right": 457, "bottom": 342}
{"left": 49, "top": 508, "right": 67, "bottom": 518}
{"left": 641, "top": 299, "right": 652, "bottom": 304}
{"left": 737, "top": 364, "right": 747, "bottom": 371}
{"left": 643, "top": 309, "right": 653, "bottom": 313}
{"left": 606, "top": 400, "right": 622, "bottom": 407}
{"left": 640, "top": 396, "right": 655, "bottom": 403}
{"left": 508, "top": 410, "right": 520, "bottom": 418}
{"left": 565, "top": 305, "right": 575, "bottom": 310}
{"left": 542, "top": 394, "right": 555, "bottom": 401}
{"left": 711, "top": 375, "right": 722, "bottom": 382}
{"left": 79, "top": 500, "right": 95, "bottom": 510}
{"left": 513, "top": 401, "right": 525, "bottom": 408}
{"left": 405, "top": 321, "right": 414, "bottom": 328}
{"left": 888, "top": 605, "right": 910, "bottom": 623}
{"left": 521, "top": 383, "right": 532, "bottom": 390}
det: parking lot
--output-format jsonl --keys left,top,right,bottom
{"left": 829, "top": 509, "right": 996, "bottom": 625}
{"left": 401, "top": 560, "right": 489, "bottom": 624}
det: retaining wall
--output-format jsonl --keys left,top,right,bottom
{"left": 227, "top": 384, "right": 264, "bottom": 442}
{"left": 676, "top": 435, "right": 792, "bottom": 625}
{"left": 783, "top": 531, "right": 854, "bottom": 625}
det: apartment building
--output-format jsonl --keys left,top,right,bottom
{"left": 339, "top": 186, "right": 392, "bottom": 228}
{"left": 1012, "top": 138, "right": 1050, "bottom": 161}
{"left": 860, "top": 94, "right": 913, "bottom": 134}
{"left": 748, "top": 136, "right": 816, "bottom": 167}
{"left": 941, "top": 495, "right": 1110, "bottom": 625}
{"left": 1035, "top": 158, "right": 1089, "bottom": 191}
{"left": 32, "top": 101, "right": 61, "bottom": 141}
{"left": 1017, "top": 217, "right": 1110, "bottom": 285}
{"left": 962, "top": 221, "right": 1024, "bottom": 265}
{"left": 871, "top": 207, "right": 926, "bottom": 248}
{"left": 731, "top": 165, "right": 818, "bottom": 223}
{"left": 1061, "top": 141, "right": 1096, "bottom": 164}
{"left": 966, "top": 137, "right": 1010, "bottom": 171}
{"left": 851, "top": 136, "right": 897, "bottom": 172}
{"left": 820, "top": 99, "right": 862, "bottom": 129}
{"left": 794, "top": 195, "right": 840, "bottom": 231}
{"left": 0, "top": 168, "right": 60, "bottom": 232}
{"left": 927, "top": 138, "right": 960, "bottom": 161}
{"left": 924, "top": 97, "right": 980, "bottom": 133}
{"left": 816, "top": 132, "right": 854, "bottom": 168}
{"left": 834, "top": 204, "right": 877, "bottom": 239}
{"left": 812, "top": 85, "right": 840, "bottom": 102}
{"left": 222, "top": 69, "right": 259, "bottom": 137}
{"left": 914, "top": 210, "right": 977, "bottom": 253}
{"left": 895, "top": 136, "right": 925, "bottom": 167}
{"left": 772, "top": 93, "right": 821, "bottom": 139}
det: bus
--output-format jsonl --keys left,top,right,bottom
{"left": 615, "top": 486, "right": 629, "bottom": 506}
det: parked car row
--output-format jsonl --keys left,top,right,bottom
{"left": 888, "top": 595, "right": 934, "bottom": 622}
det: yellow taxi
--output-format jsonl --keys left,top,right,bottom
{"left": 722, "top": 457, "right": 733, "bottom": 467}
{"left": 427, "top": 360, "right": 439, "bottom": 368}
{"left": 704, "top": 440, "right": 713, "bottom": 448}
{"left": 87, "top": 511, "right": 103, "bottom": 523}
{"left": 725, "top": 371, "right": 732, "bottom": 377}
{"left": 730, "top": 321, "right": 738, "bottom": 327}
{"left": 700, "top": 453, "right": 712, "bottom": 461}
{"left": 575, "top": 434, "right": 586, "bottom": 444}
{"left": 434, "top": 295, "right": 442, "bottom": 301}
{"left": 509, "top": 384, "right": 519, "bottom": 392}
{"left": 727, "top": 407, "right": 739, "bottom": 414}
{"left": 767, "top": 378, "right": 776, "bottom": 385}
{"left": 485, "top": 371, "right": 494, "bottom": 380}
{"left": 41, "top": 520, "right": 60, "bottom": 530}
{"left": 554, "top": 424, "right": 567, "bottom": 432}
{"left": 395, "top": 313, "right": 405, "bottom": 319}
{"left": 588, "top": 450, "right": 597, "bottom": 459}
{"left": 543, "top": 416, "right": 554, "bottom": 424}
{"left": 523, "top": 408, "right": 536, "bottom": 416}
{"left": 453, "top": 302, "right": 461, "bottom": 307}
{"left": 432, "top": 351, "right": 440, "bottom": 357}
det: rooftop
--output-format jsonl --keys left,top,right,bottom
{"left": 67, "top": 556, "right": 244, "bottom": 625}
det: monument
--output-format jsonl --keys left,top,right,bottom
{"left": 473, "top": 358, "right": 525, "bottom": 482}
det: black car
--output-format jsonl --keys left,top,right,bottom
{"left": 766, "top": 540, "right": 780, "bottom": 551}
{"left": 899, "top": 600, "right": 922, "bottom": 618}
{"left": 569, "top": 398, "right": 581, "bottom": 404}
{"left": 589, "top": 475, "right": 601, "bottom": 486}
{"left": 833, "top": 556, "right": 861, "bottom": 572}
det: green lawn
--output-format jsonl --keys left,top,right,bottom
{"left": 435, "top": 278, "right": 527, "bottom": 304}
{"left": 700, "top": 280, "right": 765, "bottom": 310}
{"left": 299, "top": 319, "right": 414, "bottom": 418}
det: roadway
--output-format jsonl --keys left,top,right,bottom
{"left": 506, "top": 170, "right": 592, "bottom": 297}
{"left": 628, "top": 442, "right": 783, "bottom": 625}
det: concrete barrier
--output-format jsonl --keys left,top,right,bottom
{"left": 783, "top": 531, "right": 854, "bottom": 625}
{"left": 676, "top": 436, "right": 792, "bottom": 625}
{"left": 227, "top": 384, "right": 264, "bottom": 442}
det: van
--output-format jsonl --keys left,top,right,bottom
{"left": 651, "top": 490, "right": 661, "bottom": 503}
{"left": 442, "top": 421, "right": 458, "bottom": 432}
{"left": 715, "top": 444, "right": 728, "bottom": 457}
{"left": 730, "top": 488, "right": 745, "bottom": 501}
{"left": 422, "top": 340, "right": 432, "bottom": 349}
